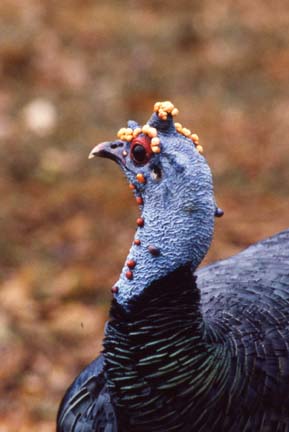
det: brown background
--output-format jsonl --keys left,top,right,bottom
{"left": 0, "top": 1, "right": 288, "bottom": 430}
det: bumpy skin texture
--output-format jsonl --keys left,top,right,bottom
{"left": 57, "top": 104, "right": 289, "bottom": 431}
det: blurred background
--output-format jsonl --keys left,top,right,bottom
{"left": 0, "top": 0, "right": 288, "bottom": 430}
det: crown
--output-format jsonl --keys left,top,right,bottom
{"left": 116, "top": 101, "right": 203, "bottom": 154}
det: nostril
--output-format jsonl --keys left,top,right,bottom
{"left": 110, "top": 143, "right": 118, "bottom": 149}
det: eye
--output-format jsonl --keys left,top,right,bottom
{"left": 132, "top": 144, "right": 147, "bottom": 163}
{"left": 130, "top": 135, "right": 152, "bottom": 165}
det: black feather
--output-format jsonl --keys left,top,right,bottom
{"left": 58, "top": 230, "right": 289, "bottom": 431}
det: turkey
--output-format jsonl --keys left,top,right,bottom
{"left": 57, "top": 101, "right": 289, "bottom": 432}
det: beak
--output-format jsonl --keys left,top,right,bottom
{"left": 88, "top": 141, "right": 126, "bottom": 165}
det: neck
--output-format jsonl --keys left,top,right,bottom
{"left": 104, "top": 265, "right": 227, "bottom": 431}
{"left": 112, "top": 158, "right": 215, "bottom": 310}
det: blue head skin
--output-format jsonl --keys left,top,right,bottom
{"left": 90, "top": 103, "right": 216, "bottom": 310}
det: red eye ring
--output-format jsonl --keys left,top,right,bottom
{"left": 130, "top": 135, "right": 152, "bottom": 165}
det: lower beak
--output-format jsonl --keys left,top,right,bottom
{"left": 89, "top": 141, "right": 126, "bottom": 165}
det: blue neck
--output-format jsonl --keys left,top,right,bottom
{"left": 112, "top": 153, "right": 215, "bottom": 310}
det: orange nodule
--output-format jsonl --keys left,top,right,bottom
{"left": 136, "top": 196, "right": 143, "bottom": 205}
{"left": 151, "top": 146, "right": 161, "bottom": 154}
{"left": 151, "top": 137, "right": 160, "bottom": 146}
{"left": 134, "top": 239, "right": 141, "bottom": 246}
{"left": 133, "top": 127, "right": 142, "bottom": 138}
{"left": 129, "top": 183, "right": 135, "bottom": 190}
{"left": 136, "top": 173, "right": 146, "bottom": 184}
{"left": 127, "top": 259, "right": 136, "bottom": 269}
{"left": 136, "top": 217, "right": 144, "bottom": 227}
{"left": 191, "top": 133, "right": 199, "bottom": 144}
{"left": 125, "top": 270, "right": 133, "bottom": 280}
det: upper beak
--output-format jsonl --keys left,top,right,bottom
{"left": 88, "top": 141, "right": 126, "bottom": 165}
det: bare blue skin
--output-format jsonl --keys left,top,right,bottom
{"left": 91, "top": 112, "right": 216, "bottom": 310}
